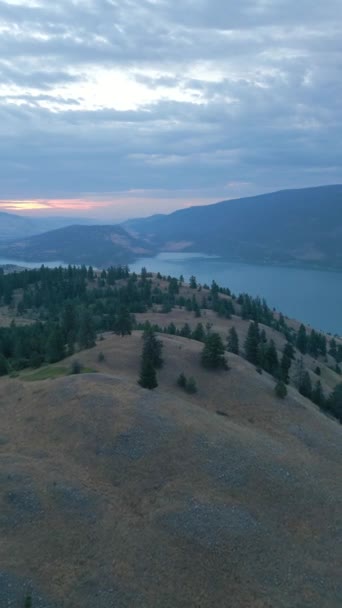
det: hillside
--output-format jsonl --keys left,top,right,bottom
{"left": 0, "top": 267, "right": 341, "bottom": 606}
{"left": 0, "top": 224, "right": 155, "bottom": 266}
{"left": 0, "top": 333, "right": 341, "bottom": 607}
{"left": 126, "top": 185, "right": 342, "bottom": 270}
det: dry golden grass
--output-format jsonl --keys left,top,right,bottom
{"left": 0, "top": 303, "right": 341, "bottom": 607}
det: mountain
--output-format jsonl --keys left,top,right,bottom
{"left": 0, "top": 224, "right": 155, "bottom": 265}
{"left": 125, "top": 185, "right": 342, "bottom": 270}
{"left": 0, "top": 212, "right": 97, "bottom": 242}
{"left": 0, "top": 268, "right": 341, "bottom": 607}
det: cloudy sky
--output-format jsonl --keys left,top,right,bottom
{"left": 0, "top": 0, "right": 341, "bottom": 220}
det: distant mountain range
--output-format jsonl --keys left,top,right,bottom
{"left": 0, "top": 185, "right": 341, "bottom": 269}
{"left": 0, "top": 212, "right": 97, "bottom": 242}
{"left": 126, "top": 185, "right": 342, "bottom": 270}
{"left": 0, "top": 224, "right": 155, "bottom": 266}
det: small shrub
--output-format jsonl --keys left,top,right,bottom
{"left": 177, "top": 372, "right": 187, "bottom": 388}
{"left": 315, "top": 366, "right": 321, "bottom": 376}
{"left": 70, "top": 360, "right": 83, "bottom": 375}
{"left": 24, "top": 593, "right": 32, "bottom": 608}
{"left": 177, "top": 373, "right": 198, "bottom": 394}
{"left": 275, "top": 380, "right": 287, "bottom": 399}
{"left": 186, "top": 377, "right": 197, "bottom": 394}
{"left": 98, "top": 351, "right": 105, "bottom": 362}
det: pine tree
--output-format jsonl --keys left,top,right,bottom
{"left": 78, "top": 310, "right": 96, "bottom": 349}
{"left": 275, "top": 380, "right": 287, "bottom": 399}
{"left": 227, "top": 326, "right": 239, "bottom": 355}
{"left": 142, "top": 328, "right": 163, "bottom": 369}
{"left": 327, "top": 383, "right": 342, "bottom": 422}
{"left": 244, "top": 321, "right": 260, "bottom": 365}
{"left": 24, "top": 593, "right": 32, "bottom": 608}
{"left": 62, "top": 302, "right": 77, "bottom": 347}
{"left": 312, "top": 380, "right": 325, "bottom": 407}
{"left": 201, "top": 333, "right": 227, "bottom": 370}
{"left": 46, "top": 326, "right": 65, "bottom": 363}
{"left": 192, "top": 323, "right": 205, "bottom": 342}
{"left": 177, "top": 372, "right": 187, "bottom": 388}
{"left": 264, "top": 340, "right": 279, "bottom": 376}
{"left": 180, "top": 323, "right": 192, "bottom": 338}
{"left": 283, "top": 342, "right": 295, "bottom": 360}
{"left": 296, "top": 324, "right": 308, "bottom": 354}
{"left": 138, "top": 356, "right": 158, "bottom": 390}
{"left": 299, "top": 371, "right": 312, "bottom": 399}
{"left": 0, "top": 354, "right": 8, "bottom": 376}
{"left": 189, "top": 275, "right": 197, "bottom": 289}
{"left": 280, "top": 351, "right": 292, "bottom": 383}
{"left": 114, "top": 306, "right": 132, "bottom": 337}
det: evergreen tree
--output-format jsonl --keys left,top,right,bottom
{"left": 296, "top": 324, "right": 308, "bottom": 354}
{"left": 62, "top": 302, "right": 77, "bottom": 347}
{"left": 192, "top": 322, "right": 205, "bottom": 342}
{"left": 275, "top": 380, "right": 287, "bottom": 399}
{"left": 260, "top": 328, "right": 267, "bottom": 344}
{"left": 0, "top": 353, "right": 8, "bottom": 376}
{"left": 142, "top": 328, "right": 163, "bottom": 369}
{"left": 189, "top": 275, "right": 197, "bottom": 289}
{"left": 299, "top": 371, "right": 312, "bottom": 399}
{"left": 177, "top": 372, "right": 187, "bottom": 388}
{"left": 227, "top": 326, "right": 239, "bottom": 355}
{"left": 24, "top": 593, "right": 32, "bottom": 608}
{"left": 264, "top": 340, "right": 279, "bottom": 376}
{"left": 280, "top": 351, "right": 292, "bottom": 383}
{"left": 327, "top": 383, "right": 342, "bottom": 422}
{"left": 78, "top": 310, "right": 96, "bottom": 349}
{"left": 244, "top": 321, "right": 260, "bottom": 365}
{"left": 166, "top": 322, "right": 177, "bottom": 335}
{"left": 283, "top": 342, "right": 295, "bottom": 360}
{"left": 114, "top": 306, "right": 132, "bottom": 337}
{"left": 180, "top": 323, "right": 192, "bottom": 338}
{"left": 256, "top": 342, "right": 267, "bottom": 370}
{"left": 294, "top": 357, "right": 305, "bottom": 389}
{"left": 312, "top": 380, "right": 325, "bottom": 408}
{"left": 201, "top": 333, "right": 227, "bottom": 370}
{"left": 138, "top": 356, "right": 158, "bottom": 390}
{"left": 46, "top": 326, "right": 65, "bottom": 363}
{"left": 329, "top": 338, "right": 338, "bottom": 359}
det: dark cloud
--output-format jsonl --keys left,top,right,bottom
{"left": 0, "top": 0, "right": 340, "bottom": 215}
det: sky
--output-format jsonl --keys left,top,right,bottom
{"left": 0, "top": 0, "right": 341, "bottom": 221}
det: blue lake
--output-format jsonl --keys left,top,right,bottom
{"left": 1, "top": 253, "right": 341, "bottom": 335}
{"left": 130, "top": 253, "right": 342, "bottom": 336}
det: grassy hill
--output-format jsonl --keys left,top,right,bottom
{"left": 0, "top": 331, "right": 341, "bottom": 607}
{"left": 126, "top": 185, "right": 342, "bottom": 270}
{"left": 0, "top": 268, "right": 341, "bottom": 607}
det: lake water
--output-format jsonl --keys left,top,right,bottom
{"left": 130, "top": 253, "right": 342, "bottom": 336}
{"left": 1, "top": 253, "right": 341, "bottom": 335}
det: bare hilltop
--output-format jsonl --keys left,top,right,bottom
{"left": 0, "top": 268, "right": 341, "bottom": 607}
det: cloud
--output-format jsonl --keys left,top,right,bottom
{"left": 0, "top": 0, "right": 340, "bottom": 217}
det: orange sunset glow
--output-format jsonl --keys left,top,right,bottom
{"left": 0, "top": 199, "right": 111, "bottom": 213}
